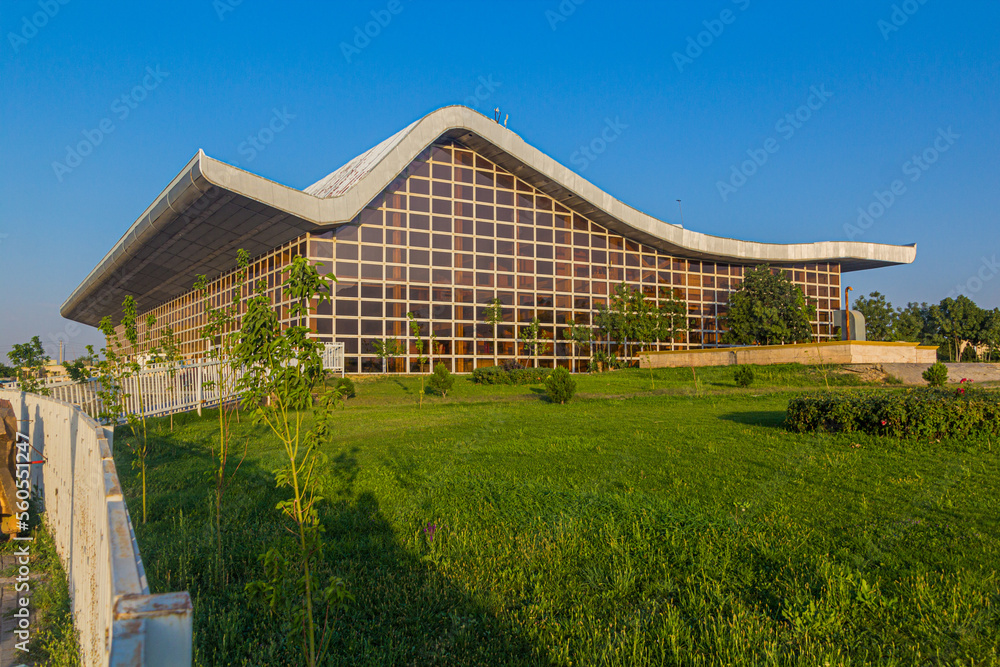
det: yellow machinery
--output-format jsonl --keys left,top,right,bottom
{"left": 0, "top": 399, "right": 22, "bottom": 536}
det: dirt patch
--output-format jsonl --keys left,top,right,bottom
{"left": 835, "top": 364, "right": 896, "bottom": 384}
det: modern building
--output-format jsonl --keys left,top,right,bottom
{"left": 61, "top": 106, "right": 916, "bottom": 373}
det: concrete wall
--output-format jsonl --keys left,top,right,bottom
{"left": 640, "top": 341, "right": 939, "bottom": 368}
{"left": 0, "top": 390, "right": 191, "bottom": 667}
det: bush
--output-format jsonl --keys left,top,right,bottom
{"left": 784, "top": 387, "right": 1000, "bottom": 440}
{"left": 427, "top": 362, "right": 454, "bottom": 396}
{"left": 333, "top": 377, "right": 355, "bottom": 399}
{"left": 545, "top": 367, "right": 576, "bottom": 404}
{"left": 734, "top": 365, "right": 755, "bottom": 388}
{"left": 471, "top": 366, "right": 550, "bottom": 385}
{"left": 922, "top": 362, "right": 949, "bottom": 387}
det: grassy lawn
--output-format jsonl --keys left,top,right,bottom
{"left": 117, "top": 365, "right": 1000, "bottom": 666}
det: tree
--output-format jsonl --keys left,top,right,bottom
{"left": 852, "top": 291, "right": 896, "bottom": 341}
{"left": 482, "top": 297, "right": 503, "bottom": 367}
{"left": 931, "top": 296, "right": 985, "bottom": 362}
{"left": 723, "top": 265, "right": 815, "bottom": 346}
{"left": 428, "top": 362, "right": 454, "bottom": 396}
{"left": 239, "top": 255, "right": 350, "bottom": 667}
{"left": 7, "top": 336, "right": 50, "bottom": 395}
{"left": 984, "top": 308, "right": 1000, "bottom": 362}
{"left": 893, "top": 302, "right": 932, "bottom": 343}
{"left": 157, "top": 326, "right": 181, "bottom": 431}
{"left": 372, "top": 338, "right": 405, "bottom": 373}
{"left": 62, "top": 345, "right": 98, "bottom": 383}
{"left": 407, "top": 312, "right": 435, "bottom": 407}
{"left": 592, "top": 284, "right": 688, "bottom": 365}
{"left": 518, "top": 317, "right": 549, "bottom": 367}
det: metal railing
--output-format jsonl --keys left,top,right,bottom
{"left": 3, "top": 343, "right": 345, "bottom": 421}
{"left": 1, "top": 390, "right": 192, "bottom": 666}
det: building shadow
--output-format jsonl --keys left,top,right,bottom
{"left": 117, "top": 414, "right": 550, "bottom": 666}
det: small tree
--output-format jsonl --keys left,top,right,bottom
{"left": 734, "top": 365, "right": 755, "bottom": 388}
{"left": 545, "top": 366, "right": 576, "bottom": 404}
{"left": 406, "top": 313, "right": 435, "bottom": 407}
{"left": 923, "top": 362, "right": 948, "bottom": 387}
{"left": 96, "top": 316, "right": 129, "bottom": 424}
{"left": 519, "top": 317, "right": 549, "bottom": 367}
{"left": 158, "top": 326, "right": 181, "bottom": 431}
{"left": 723, "top": 264, "right": 815, "bottom": 346}
{"left": 7, "top": 336, "right": 49, "bottom": 395}
{"left": 120, "top": 297, "right": 154, "bottom": 524}
{"left": 195, "top": 250, "right": 251, "bottom": 579}
{"left": 428, "top": 362, "right": 454, "bottom": 397}
{"left": 482, "top": 297, "right": 503, "bottom": 366}
{"left": 240, "top": 256, "right": 349, "bottom": 667}
{"left": 372, "top": 338, "right": 405, "bottom": 373}
{"left": 62, "top": 345, "right": 97, "bottom": 383}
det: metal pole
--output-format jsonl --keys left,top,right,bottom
{"left": 844, "top": 286, "right": 853, "bottom": 341}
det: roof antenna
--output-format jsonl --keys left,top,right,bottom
{"left": 494, "top": 107, "right": 501, "bottom": 123}
{"left": 676, "top": 199, "right": 685, "bottom": 226}
{"left": 504, "top": 113, "right": 509, "bottom": 128}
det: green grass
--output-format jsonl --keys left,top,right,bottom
{"left": 116, "top": 364, "right": 1000, "bottom": 666}
{"left": 0, "top": 520, "right": 80, "bottom": 666}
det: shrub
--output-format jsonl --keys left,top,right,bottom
{"left": 922, "top": 362, "right": 949, "bottom": 387}
{"left": 333, "top": 377, "right": 355, "bottom": 399}
{"left": 784, "top": 387, "right": 1000, "bottom": 440}
{"left": 428, "top": 362, "right": 454, "bottom": 396}
{"left": 545, "top": 367, "right": 576, "bottom": 404}
{"left": 734, "top": 365, "right": 755, "bottom": 388}
{"left": 471, "top": 366, "right": 549, "bottom": 385}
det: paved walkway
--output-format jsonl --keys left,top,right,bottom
{"left": 880, "top": 362, "right": 1000, "bottom": 385}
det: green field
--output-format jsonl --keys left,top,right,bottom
{"left": 117, "top": 365, "right": 1000, "bottom": 666}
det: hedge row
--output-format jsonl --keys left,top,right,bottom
{"left": 471, "top": 366, "right": 551, "bottom": 385}
{"left": 785, "top": 387, "right": 1000, "bottom": 439}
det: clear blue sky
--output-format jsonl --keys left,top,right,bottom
{"left": 2, "top": 0, "right": 998, "bottom": 359}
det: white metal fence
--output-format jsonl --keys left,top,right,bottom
{"left": 1, "top": 390, "right": 192, "bottom": 666}
{"left": 3, "top": 343, "right": 345, "bottom": 421}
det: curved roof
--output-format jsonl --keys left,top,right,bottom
{"left": 62, "top": 105, "right": 916, "bottom": 327}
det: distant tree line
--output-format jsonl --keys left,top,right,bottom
{"left": 853, "top": 292, "right": 1000, "bottom": 362}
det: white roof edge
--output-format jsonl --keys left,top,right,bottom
{"left": 204, "top": 105, "right": 916, "bottom": 265}
{"left": 62, "top": 105, "right": 916, "bottom": 320}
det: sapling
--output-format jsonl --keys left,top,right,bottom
{"left": 407, "top": 312, "right": 435, "bottom": 407}
{"left": 483, "top": 297, "right": 503, "bottom": 367}
{"left": 240, "top": 255, "right": 349, "bottom": 667}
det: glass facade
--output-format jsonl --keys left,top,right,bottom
{"left": 122, "top": 141, "right": 842, "bottom": 371}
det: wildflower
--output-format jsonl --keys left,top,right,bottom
{"left": 424, "top": 522, "right": 437, "bottom": 542}
{"left": 881, "top": 420, "right": 887, "bottom": 426}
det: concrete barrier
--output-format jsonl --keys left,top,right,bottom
{"left": 640, "top": 341, "right": 939, "bottom": 369}
{"left": 0, "top": 390, "right": 191, "bottom": 667}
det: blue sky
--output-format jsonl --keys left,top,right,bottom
{"left": 2, "top": 0, "right": 998, "bottom": 358}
